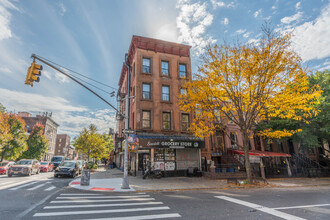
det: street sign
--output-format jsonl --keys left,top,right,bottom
{"left": 122, "top": 129, "right": 135, "bottom": 134}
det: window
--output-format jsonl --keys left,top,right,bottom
{"left": 162, "top": 85, "right": 170, "bottom": 101}
{"left": 142, "top": 83, "right": 151, "bottom": 99}
{"left": 161, "top": 61, "right": 169, "bottom": 76}
{"left": 230, "top": 132, "right": 237, "bottom": 149}
{"left": 142, "top": 111, "right": 151, "bottom": 129}
{"left": 142, "top": 58, "right": 151, "bottom": 73}
{"left": 162, "top": 112, "right": 171, "bottom": 130}
{"left": 182, "top": 114, "right": 189, "bottom": 131}
{"left": 180, "top": 88, "right": 187, "bottom": 95}
{"left": 179, "top": 64, "right": 187, "bottom": 78}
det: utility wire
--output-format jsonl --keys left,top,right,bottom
{"left": 34, "top": 54, "right": 118, "bottom": 91}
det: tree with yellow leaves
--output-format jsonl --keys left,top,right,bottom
{"left": 179, "top": 26, "right": 321, "bottom": 183}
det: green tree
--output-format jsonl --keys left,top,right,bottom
{"left": 73, "top": 125, "right": 114, "bottom": 164}
{"left": 0, "top": 112, "right": 12, "bottom": 157}
{"left": 0, "top": 114, "right": 28, "bottom": 162}
{"left": 0, "top": 103, "right": 5, "bottom": 114}
{"left": 21, "top": 124, "right": 49, "bottom": 160}
{"left": 257, "top": 70, "right": 330, "bottom": 149}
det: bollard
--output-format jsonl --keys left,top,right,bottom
{"left": 80, "top": 169, "right": 90, "bottom": 186}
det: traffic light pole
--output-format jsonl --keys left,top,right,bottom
{"left": 30, "top": 54, "right": 124, "bottom": 118}
{"left": 121, "top": 53, "right": 131, "bottom": 189}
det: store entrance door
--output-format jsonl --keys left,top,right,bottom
{"left": 138, "top": 153, "right": 150, "bottom": 175}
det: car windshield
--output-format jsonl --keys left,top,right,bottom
{"left": 60, "top": 162, "right": 75, "bottom": 167}
{"left": 40, "top": 162, "right": 48, "bottom": 165}
{"left": 0, "top": 162, "right": 9, "bottom": 166}
{"left": 17, "top": 160, "right": 32, "bottom": 165}
{"left": 51, "top": 157, "right": 63, "bottom": 162}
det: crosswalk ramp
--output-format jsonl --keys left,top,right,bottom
{"left": 0, "top": 181, "right": 56, "bottom": 191}
{"left": 33, "top": 193, "right": 181, "bottom": 219}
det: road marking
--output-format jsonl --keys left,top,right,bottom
{"left": 50, "top": 198, "right": 155, "bottom": 203}
{"left": 0, "top": 181, "right": 14, "bottom": 186}
{"left": 9, "top": 181, "right": 37, "bottom": 190}
{"left": 303, "top": 207, "right": 330, "bottom": 215}
{"left": 33, "top": 206, "right": 170, "bottom": 217}
{"left": 27, "top": 183, "right": 47, "bottom": 191}
{"left": 215, "top": 196, "right": 306, "bottom": 220}
{"left": 44, "top": 186, "right": 56, "bottom": 191}
{"left": 0, "top": 180, "right": 31, "bottom": 190}
{"left": 274, "top": 204, "right": 330, "bottom": 210}
{"left": 56, "top": 195, "right": 150, "bottom": 199}
{"left": 85, "top": 213, "right": 181, "bottom": 220}
{"left": 60, "top": 193, "right": 102, "bottom": 196}
{"left": 44, "top": 202, "right": 163, "bottom": 209}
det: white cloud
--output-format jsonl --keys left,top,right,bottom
{"left": 0, "top": 66, "right": 12, "bottom": 74}
{"left": 243, "top": 32, "right": 251, "bottom": 38}
{"left": 0, "top": 0, "right": 18, "bottom": 40}
{"left": 281, "top": 11, "right": 303, "bottom": 24}
{"left": 223, "top": 17, "right": 229, "bottom": 25}
{"left": 272, "top": 6, "right": 277, "bottom": 10}
{"left": 176, "top": 1, "right": 216, "bottom": 55}
{"left": 236, "top": 29, "right": 246, "bottom": 34}
{"left": 0, "top": 88, "right": 116, "bottom": 137}
{"left": 210, "top": 0, "right": 236, "bottom": 9}
{"left": 254, "top": 9, "right": 262, "bottom": 18}
{"left": 295, "top": 2, "right": 301, "bottom": 10}
{"left": 290, "top": 4, "right": 330, "bottom": 61}
{"left": 57, "top": 2, "right": 66, "bottom": 16}
{"left": 42, "top": 70, "right": 52, "bottom": 80}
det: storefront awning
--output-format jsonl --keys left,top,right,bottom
{"left": 228, "top": 149, "right": 291, "bottom": 157}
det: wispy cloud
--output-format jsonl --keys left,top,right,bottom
{"left": 254, "top": 9, "right": 262, "bottom": 18}
{"left": 223, "top": 17, "right": 229, "bottom": 25}
{"left": 290, "top": 3, "right": 330, "bottom": 61}
{"left": 0, "top": 0, "right": 19, "bottom": 40}
{"left": 176, "top": 1, "right": 216, "bottom": 55}
{"left": 210, "top": 0, "right": 236, "bottom": 9}
{"left": 0, "top": 88, "right": 116, "bottom": 137}
{"left": 281, "top": 11, "right": 303, "bottom": 24}
{"left": 236, "top": 29, "right": 246, "bottom": 34}
{"left": 295, "top": 2, "right": 301, "bottom": 10}
{"left": 57, "top": 2, "right": 67, "bottom": 16}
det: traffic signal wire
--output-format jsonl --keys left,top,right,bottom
{"left": 33, "top": 54, "right": 118, "bottom": 91}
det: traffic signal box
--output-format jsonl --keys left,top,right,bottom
{"left": 25, "top": 61, "right": 42, "bottom": 87}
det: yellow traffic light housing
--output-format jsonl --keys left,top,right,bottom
{"left": 25, "top": 61, "right": 42, "bottom": 87}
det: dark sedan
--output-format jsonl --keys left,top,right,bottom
{"left": 54, "top": 161, "right": 79, "bottom": 178}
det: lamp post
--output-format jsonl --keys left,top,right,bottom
{"left": 121, "top": 53, "right": 131, "bottom": 189}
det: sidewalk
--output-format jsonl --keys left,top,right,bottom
{"left": 69, "top": 166, "right": 330, "bottom": 192}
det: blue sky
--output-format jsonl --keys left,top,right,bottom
{"left": 0, "top": 0, "right": 329, "bottom": 138}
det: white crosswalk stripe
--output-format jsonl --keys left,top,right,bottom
{"left": 44, "top": 186, "right": 56, "bottom": 191}
{"left": 33, "top": 193, "right": 181, "bottom": 219}
{"left": 3, "top": 180, "right": 56, "bottom": 191}
{"left": 9, "top": 181, "right": 37, "bottom": 190}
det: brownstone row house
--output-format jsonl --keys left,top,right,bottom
{"left": 18, "top": 112, "right": 58, "bottom": 161}
{"left": 55, "top": 134, "right": 74, "bottom": 159}
{"left": 114, "top": 36, "right": 329, "bottom": 178}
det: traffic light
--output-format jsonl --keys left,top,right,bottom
{"left": 25, "top": 61, "right": 42, "bottom": 87}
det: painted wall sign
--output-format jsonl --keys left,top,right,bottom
{"left": 139, "top": 139, "right": 204, "bottom": 149}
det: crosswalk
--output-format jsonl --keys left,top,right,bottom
{"left": 0, "top": 180, "right": 56, "bottom": 191}
{"left": 33, "top": 193, "right": 181, "bottom": 219}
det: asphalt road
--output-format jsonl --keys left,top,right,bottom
{"left": 1, "top": 173, "right": 330, "bottom": 220}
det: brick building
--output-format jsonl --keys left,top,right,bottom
{"left": 54, "top": 134, "right": 71, "bottom": 158}
{"left": 18, "top": 112, "right": 59, "bottom": 161}
{"left": 115, "top": 36, "right": 204, "bottom": 176}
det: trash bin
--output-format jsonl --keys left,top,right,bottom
{"left": 80, "top": 169, "right": 90, "bottom": 186}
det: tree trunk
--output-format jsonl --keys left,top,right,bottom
{"left": 242, "top": 131, "right": 253, "bottom": 184}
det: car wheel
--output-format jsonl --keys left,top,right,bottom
{"left": 8, "top": 173, "right": 12, "bottom": 177}
{"left": 54, "top": 174, "right": 58, "bottom": 178}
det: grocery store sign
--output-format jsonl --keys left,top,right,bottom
{"left": 139, "top": 139, "right": 204, "bottom": 149}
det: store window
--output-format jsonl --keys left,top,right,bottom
{"left": 142, "top": 83, "right": 151, "bottom": 100}
{"left": 162, "top": 85, "right": 170, "bottom": 101}
{"left": 161, "top": 61, "right": 169, "bottom": 76}
{"left": 142, "top": 58, "right": 151, "bottom": 73}
{"left": 182, "top": 114, "right": 189, "bottom": 131}
{"left": 142, "top": 110, "right": 151, "bottom": 129}
{"left": 162, "top": 112, "right": 171, "bottom": 130}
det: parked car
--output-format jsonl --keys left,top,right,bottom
{"left": 0, "top": 161, "right": 15, "bottom": 175}
{"left": 76, "top": 160, "right": 84, "bottom": 174}
{"left": 51, "top": 156, "right": 66, "bottom": 169}
{"left": 54, "top": 161, "right": 79, "bottom": 178}
{"left": 8, "top": 159, "right": 40, "bottom": 177}
{"left": 40, "top": 161, "right": 54, "bottom": 172}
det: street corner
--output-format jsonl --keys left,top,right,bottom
{"left": 68, "top": 177, "right": 136, "bottom": 192}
